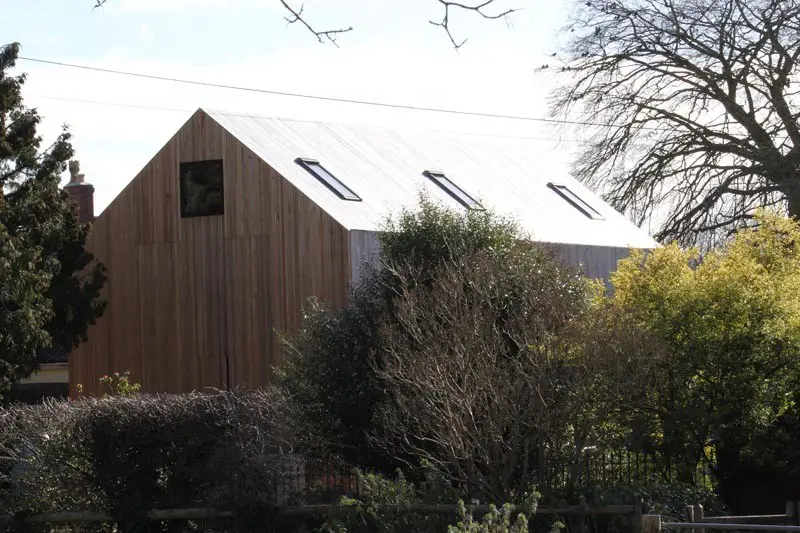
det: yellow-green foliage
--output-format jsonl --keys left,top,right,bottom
{"left": 614, "top": 212, "right": 800, "bottom": 350}
{"left": 446, "top": 501, "right": 532, "bottom": 533}
{"left": 609, "top": 211, "right": 800, "bottom": 470}
{"left": 99, "top": 371, "right": 141, "bottom": 397}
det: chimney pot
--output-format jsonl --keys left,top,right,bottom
{"left": 68, "top": 159, "right": 85, "bottom": 184}
{"left": 65, "top": 160, "right": 95, "bottom": 223}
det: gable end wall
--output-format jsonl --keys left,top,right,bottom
{"left": 70, "top": 110, "right": 352, "bottom": 396}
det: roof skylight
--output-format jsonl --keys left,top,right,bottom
{"left": 423, "top": 170, "right": 483, "bottom": 210}
{"left": 547, "top": 182, "right": 604, "bottom": 220}
{"left": 295, "top": 158, "right": 361, "bottom": 201}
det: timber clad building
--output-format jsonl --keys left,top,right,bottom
{"left": 69, "top": 108, "right": 658, "bottom": 397}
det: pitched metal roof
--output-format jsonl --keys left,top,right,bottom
{"left": 205, "top": 109, "right": 658, "bottom": 249}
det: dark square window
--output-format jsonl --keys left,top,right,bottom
{"left": 180, "top": 159, "right": 224, "bottom": 218}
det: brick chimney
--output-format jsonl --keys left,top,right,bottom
{"left": 64, "top": 160, "right": 95, "bottom": 223}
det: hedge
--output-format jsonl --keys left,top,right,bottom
{"left": 0, "top": 388, "right": 296, "bottom": 532}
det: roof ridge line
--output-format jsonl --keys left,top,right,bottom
{"left": 201, "top": 107, "right": 558, "bottom": 141}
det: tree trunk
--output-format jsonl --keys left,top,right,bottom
{"left": 785, "top": 185, "right": 800, "bottom": 219}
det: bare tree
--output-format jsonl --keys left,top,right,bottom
{"left": 370, "top": 252, "right": 656, "bottom": 500}
{"left": 550, "top": 0, "right": 800, "bottom": 245}
{"left": 92, "top": 0, "right": 517, "bottom": 49}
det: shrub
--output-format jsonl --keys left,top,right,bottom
{"left": 372, "top": 248, "right": 597, "bottom": 500}
{"left": 0, "top": 388, "right": 295, "bottom": 532}
{"left": 280, "top": 195, "right": 542, "bottom": 473}
{"left": 447, "top": 501, "right": 533, "bottom": 533}
{"left": 570, "top": 481, "right": 724, "bottom": 522}
{"left": 316, "top": 467, "right": 538, "bottom": 533}
{"left": 98, "top": 370, "right": 141, "bottom": 397}
{"left": 281, "top": 196, "right": 604, "bottom": 488}
{"left": 0, "top": 399, "right": 96, "bottom": 528}
{"left": 282, "top": 195, "right": 662, "bottom": 501}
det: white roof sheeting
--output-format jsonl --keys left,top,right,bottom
{"left": 205, "top": 109, "right": 659, "bottom": 249}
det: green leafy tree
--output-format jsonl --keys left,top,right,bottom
{"left": 0, "top": 42, "right": 106, "bottom": 395}
{"left": 608, "top": 211, "right": 800, "bottom": 483}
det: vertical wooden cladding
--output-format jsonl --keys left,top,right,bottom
{"left": 71, "top": 110, "right": 351, "bottom": 397}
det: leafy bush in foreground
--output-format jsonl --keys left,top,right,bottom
{"left": 316, "top": 467, "right": 539, "bottom": 533}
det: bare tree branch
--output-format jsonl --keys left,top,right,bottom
{"left": 92, "top": 0, "right": 516, "bottom": 49}
{"left": 429, "top": 0, "right": 518, "bottom": 50}
{"left": 278, "top": 0, "right": 353, "bottom": 47}
{"left": 550, "top": 0, "right": 800, "bottom": 246}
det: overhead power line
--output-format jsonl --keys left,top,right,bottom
{"left": 34, "top": 95, "right": 189, "bottom": 114}
{"left": 30, "top": 94, "right": 592, "bottom": 144}
{"left": 18, "top": 55, "right": 656, "bottom": 131}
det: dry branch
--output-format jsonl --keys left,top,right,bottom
{"left": 369, "top": 249, "right": 657, "bottom": 500}
{"left": 430, "top": 0, "right": 518, "bottom": 49}
{"left": 92, "top": 0, "right": 517, "bottom": 49}
{"left": 278, "top": 0, "right": 353, "bottom": 46}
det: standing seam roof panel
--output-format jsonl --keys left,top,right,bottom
{"left": 204, "top": 109, "right": 659, "bottom": 249}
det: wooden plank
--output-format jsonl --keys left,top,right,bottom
{"left": 12, "top": 509, "right": 233, "bottom": 524}
{"left": 702, "top": 515, "right": 790, "bottom": 525}
{"left": 664, "top": 523, "right": 800, "bottom": 531}
{"left": 178, "top": 216, "right": 227, "bottom": 390}
{"left": 137, "top": 242, "right": 180, "bottom": 392}
{"left": 7, "top": 504, "right": 637, "bottom": 525}
{"left": 106, "top": 237, "right": 142, "bottom": 384}
{"left": 225, "top": 237, "right": 253, "bottom": 387}
{"left": 69, "top": 216, "right": 111, "bottom": 396}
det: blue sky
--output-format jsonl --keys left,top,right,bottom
{"left": 1, "top": 0, "right": 579, "bottom": 212}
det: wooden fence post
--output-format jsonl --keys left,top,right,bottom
{"left": 573, "top": 502, "right": 588, "bottom": 533}
{"left": 632, "top": 500, "right": 644, "bottom": 533}
{"left": 694, "top": 504, "right": 705, "bottom": 533}
{"left": 685, "top": 505, "right": 696, "bottom": 533}
{"left": 642, "top": 515, "right": 662, "bottom": 533}
{"left": 788, "top": 501, "right": 800, "bottom": 526}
